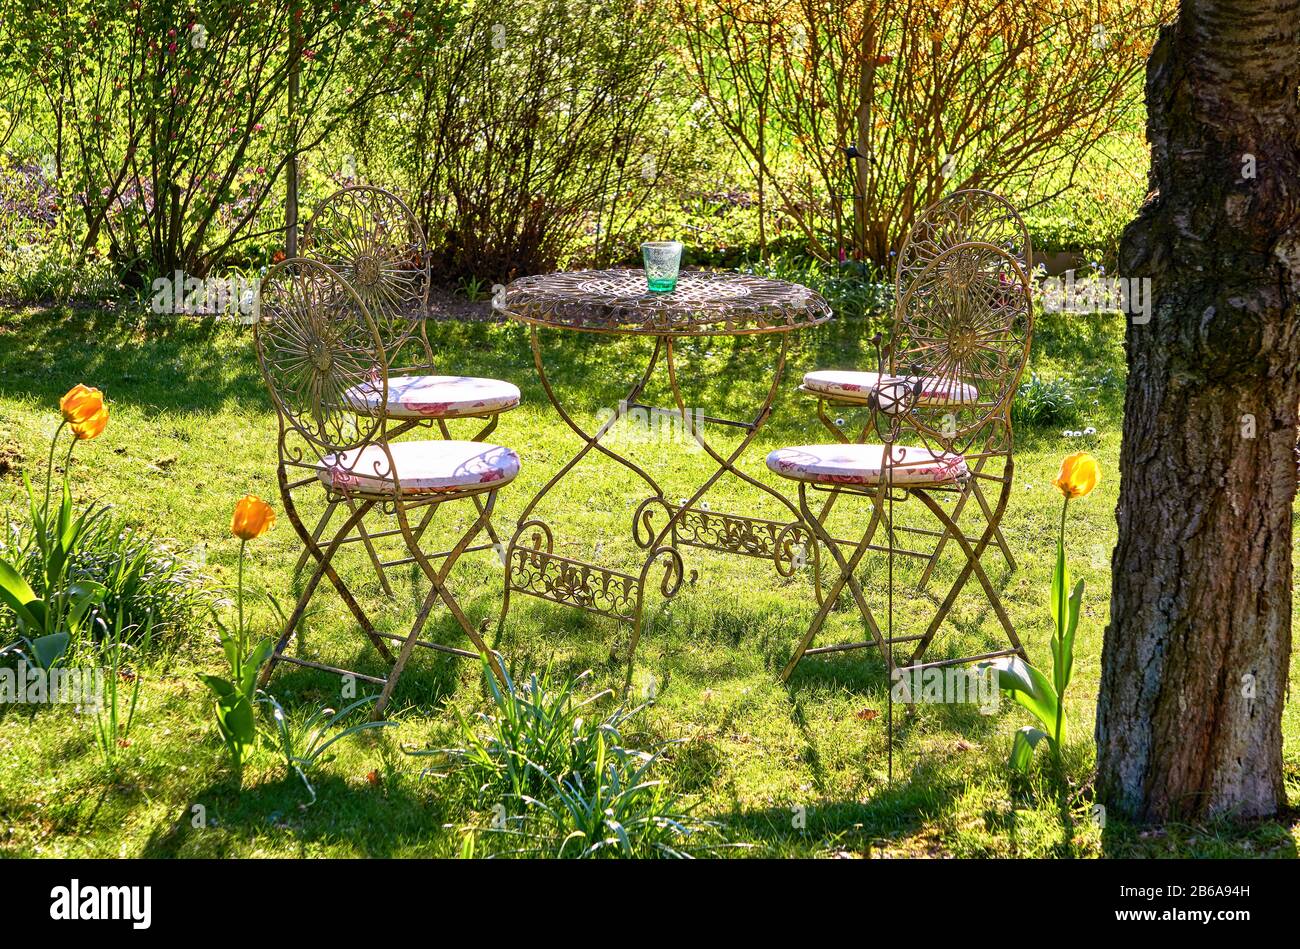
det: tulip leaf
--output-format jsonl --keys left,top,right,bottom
{"left": 220, "top": 694, "right": 257, "bottom": 748}
{"left": 221, "top": 633, "right": 240, "bottom": 672}
{"left": 987, "top": 656, "right": 1061, "bottom": 737}
{"left": 1050, "top": 538, "right": 1068, "bottom": 637}
{"left": 0, "top": 558, "right": 41, "bottom": 630}
{"left": 27, "top": 632, "right": 70, "bottom": 670}
{"left": 57, "top": 479, "right": 74, "bottom": 550}
{"left": 1060, "top": 578, "right": 1084, "bottom": 689}
{"left": 240, "top": 638, "right": 274, "bottom": 696}
{"left": 1010, "top": 726, "right": 1049, "bottom": 774}
{"left": 198, "top": 673, "right": 238, "bottom": 702}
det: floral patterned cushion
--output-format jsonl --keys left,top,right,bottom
{"left": 318, "top": 440, "right": 520, "bottom": 495}
{"left": 766, "top": 443, "right": 968, "bottom": 486}
{"left": 802, "top": 370, "right": 978, "bottom": 407}
{"left": 343, "top": 375, "right": 521, "bottom": 420}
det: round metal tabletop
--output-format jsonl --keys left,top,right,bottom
{"left": 496, "top": 268, "right": 833, "bottom": 336}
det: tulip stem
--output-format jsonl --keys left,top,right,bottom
{"left": 62, "top": 437, "right": 76, "bottom": 489}
{"left": 43, "top": 421, "right": 66, "bottom": 517}
{"left": 237, "top": 539, "right": 247, "bottom": 665}
{"left": 1053, "top": 496, "right": 1069, "bottom": 778}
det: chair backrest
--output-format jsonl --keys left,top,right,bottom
{"left": 890, "top": 241, "right": 1033, "bottom": 456}
{"left": 303, "top": 185, "right": 431, "bottom": 371}
{"left": 894, "top": 189, "right": 1032, "bottom": 306}
{"left": 254, "top": 257, "right": 390, "bottom": 462}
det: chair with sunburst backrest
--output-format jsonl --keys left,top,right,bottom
{"left": 800, "top": 189, "right": 1032, "bottom": 595}
{"left": 772, "top": 240, "right": 1032, "bottom": 682}
{"left": 254, "top": 257, "right": 515, "bottom": 715}
{"left": 295, "top": 186, "right": 522, "bottom": 594}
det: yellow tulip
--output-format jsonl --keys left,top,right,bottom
{"left": 60, "top": 384, "right": 105, "bottom": 426}
{"left": 231, "top": 494, "right": 276, "bottom": 541}
{"left": 70, "top": 405, "right": 109, "bottom": 440}
{"left": 1054, "top": 451, "right": 1100, "bottom": 499}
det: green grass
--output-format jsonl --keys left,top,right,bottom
{"left": 0, "top": 303, "right": 1297, "bottom": 859}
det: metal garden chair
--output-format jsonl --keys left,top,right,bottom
{"left": 292, "top": 186, "right": 521, "bottom": 595}
{"left": 770, "top": 240, "right": 1033, "bottom": 681}
{"left": 254, "top": 258, "right": 515, "bottom": 715}
{"left": 800, "top": 189, "right": 1032, "bottom": 594}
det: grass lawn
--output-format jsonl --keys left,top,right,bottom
{"left": 1, "top": 302, "right": 1297, "bottom": 858}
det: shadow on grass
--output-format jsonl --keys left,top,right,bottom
{"left": 722, "top": 759, "right": 964, "bottom": 857}
{"left": 138, "top": 769, "right": 455, "bottom": 858}
{"left": 1097, "top": 804, "right": 1300, "bottom": 859}
{"left": 0, "top": 306, "right": 266, "bottom": 414}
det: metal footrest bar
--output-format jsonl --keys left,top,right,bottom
{"left": 505, "top": 547, "right": 640, "bottom": 623}
{"left": 274, "top": 654, "right": 388, "bottom": 685}
{"left": 890, "top": 524, "right": 947, "bottom": 538}
{"left": 623, "top": 401, "right": 755, "bottom": 431}
{"left": 804, "top": 633, "right": 924, "bottom": 656}
{"left": 894, "top": 648, "right": 1021, "bottom": 674}
{"left": 380, "top": 541, "right": 497, "bottom": 569}
{"left": 370, "top": 630, "right": 479, "bottom": 660}
{"left": 820, "top": 535, "right": 935, "bottom": 560}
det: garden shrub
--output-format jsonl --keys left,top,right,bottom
{"left": 677, "top": 0, "right": 1172, "bottom": 266}
{"left": 366, "top": 0, "right": 671, "bottom": 284}
{"left": 4, "top": 0, "right": 454, "bottom": 283}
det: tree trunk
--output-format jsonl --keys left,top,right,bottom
{"left": 1096, "top": 1, "right": 1300, "bottom": 821}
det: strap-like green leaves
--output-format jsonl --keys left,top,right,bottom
{"left": 1010, "top": 726, "right": 1049, "bottom": 774}
{"left": 988, "top": 655, "right": 1061, "bottom": 739}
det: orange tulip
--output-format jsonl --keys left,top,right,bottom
{"left": 70, "top": 405, "right": 109, "bottom": 440}
{"left": 60, "top": 384, "right": 105, "bottom": 427}
{"left": 231, "top": 495, "right": 275, "bottom": 540}
{"left": 1054, "top": 452, "right": 1100, "bottom": 499}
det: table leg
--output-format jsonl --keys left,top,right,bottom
{"left": 501, "top": 330, "right": 680, "bottom": 667}
{"left": 501, "top": 329, "right": 817, "bottom": 674}
{"left": 631, "top": 334, "right": 819, "bottom": 583}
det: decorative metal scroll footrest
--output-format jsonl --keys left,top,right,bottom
{"left": 502, "top": 519, "right": 686, "bottom": 668}
{"left": 633, "top": 497, "right": 817, "bottom": 577}
{"left": 505, "top": 545, "right": 641, "bottom": 622}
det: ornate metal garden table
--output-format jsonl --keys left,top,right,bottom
{"left": 495, "top": 268, "right": 832, "bottom": 668}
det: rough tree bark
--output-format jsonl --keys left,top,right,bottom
{"left": 1096, "top": 1, "right": 1300, "bottom": 821}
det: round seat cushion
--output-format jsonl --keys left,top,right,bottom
{"left": 802, "top": 370, "right": 978, "bottom": 407}
{"left": 766, "top": 443, "right": 968, "bottom": 486}
{"left": 318, "top": 440, "right": 520, "bottom": 495}
{"left": 343, "top": 375, "right": 521, "bottom": 420}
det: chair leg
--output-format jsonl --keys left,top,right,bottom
{"left": 908, "top": 488, "right": 1024, "bottom": 666}
{"left": 286, "top": 488, "right": 395, "bottom": 661}
{"left": 916, "top": 455, "right": 1014, "bottom": 591}
{"left": 372, "top": 582, "right": 441, "bottom": 718}
{"left": 263, "top": 497, "right": 389, "bottom": 688}
{"left": 341, "top": 494, "right": 395, "bottom": 598}
{"left": 260, "top": 555, "right": 329, "bottom": 689}
{"left": 392, "top": 490, "right": 507, "bottom": 698}
{"left": 439, "top": 415, "right": 508, "bottom": 552}
{"left": 781, "top": 483, "right": 888, "bottom": 682}
{"left": 966, "top": 474, "right": 1017, "bottom": 570}
{"left": 293, "top": 499, "right": 338, "bottom": 581}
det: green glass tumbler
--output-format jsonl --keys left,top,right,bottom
{"left": 641, "top": 241, "right": 683, "bottom": 293}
